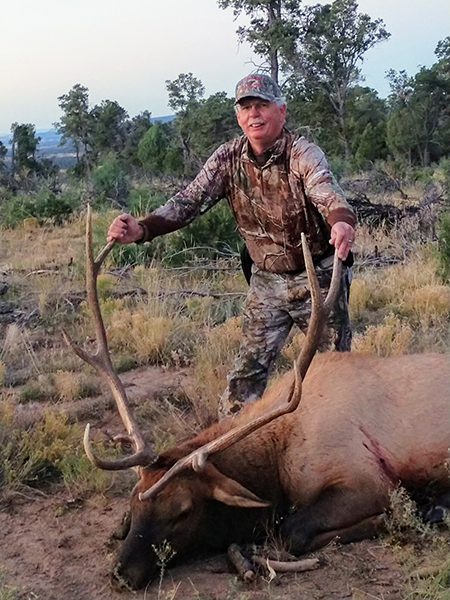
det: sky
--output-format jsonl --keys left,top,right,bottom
{"left": 0, "top": 0, "right": 449, "bottom": 135}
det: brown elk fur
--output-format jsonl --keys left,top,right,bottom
{"left": 117, "top": 351, "right": 450, "bottom": 589}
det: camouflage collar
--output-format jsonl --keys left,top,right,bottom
{"left": 242, "top": 128, "right": 290, "bottom": 168}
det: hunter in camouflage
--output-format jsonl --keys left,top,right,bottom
{"left": 107, "top": 73, "right": 356, "bottom": 419}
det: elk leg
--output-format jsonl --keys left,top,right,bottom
{"left": 303, "top": 514, "right": 385, "bottom": 551}
{"left": 280, "top": 485, "right": 387, "bottom": 554}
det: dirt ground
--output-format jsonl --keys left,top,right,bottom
{"left": 1, "top": 487, "right": 412, "bottom": 600}
{"left": 0, "top": 366, "right": 446, "bottom": 600}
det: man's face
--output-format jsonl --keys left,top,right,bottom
{"left": 236, "top": 97, "right": 286, "bottom": 154}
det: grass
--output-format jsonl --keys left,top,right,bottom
{"left": 0, "top": 207, "right": 449, "bottom": 493}
{"left": 0, "top": 568, "right": 19, "bottom": 600}
{"left": 0, "top": 201, "right": 449, "bottom": 598}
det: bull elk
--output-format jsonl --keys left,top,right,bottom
{"left": 63, "top": 207, "right": 450, "bottom": 590}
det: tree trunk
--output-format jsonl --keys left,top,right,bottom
{"left": 10, "top": 127, "right": 16, "bottom": 176}
{"left": 268, "top": 1, "right": 280, "bottom": 84}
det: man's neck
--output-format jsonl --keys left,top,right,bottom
{"left": 250, "top": 141, "right": 273, "bottom": 157}
{"left": 248, "top": 129, "right": 284, "bottom": 159}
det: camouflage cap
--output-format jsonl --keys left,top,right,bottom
{"left": 235, "top": 74, "right": 282, "bottom": 105}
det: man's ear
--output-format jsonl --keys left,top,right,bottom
{"left": 200, "top": 463, "right": 271, "bottom": 508}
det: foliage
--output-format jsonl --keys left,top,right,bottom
{"left": 166, "top": 72, "right": 205, "bottom": 113}
{"left": 89, "top": 99, "right": 128, "bottom": 156}
{"left": 0, "top": 186, "right": 81, "bottom": 228}
{"left": 0, "top": 141, "right": 7, "bottom": 172}
{"left": 218, "top": 0, "right": 300, "bottom": 83}
{"left": 0, "top": 568, "right": 19, "bottom": 600}
{"left": 0, "top": 190, "right": 36, "bottom": 227}
{"left": 386, "top": 38, "right": 450, "bottom": 167}
{"left": 183, "top": 92, "right": 241, "bottom": 159}
{"left": 0, "top": 409, "right": 111, "bottom": 493}
{"left": 162, "top": 201, "right": 241, "bottom": 265}
{"left": 55, "top": 84, "right": 92, "bottom": 169}
{"left": 285, "top": 0, "right": 390, "bottom": 160}
{"left": 89, "top": 210, "right": 154, "bottom": 267}
{"left": 56, "top": 86, "right": 129, "bottom": 175}
{"left": 137, "top": 122, "right": 183, "bottom": 175}
{"left": 126, "top": 185, "right": 167, "bottom": 216}
{"left": 35, "top": 187, "right": 81, "bottom": 224}
{"left": 385, "top": 485, "right": 431, "bottom": 543}
{"left": 10, "top": 123, "right": 41, "bottom": 175}
{"left": 437, "top": 211, "right": 450, "bottom": 282}
{"left": 165, "top": 72, "right": 206, "bottom": 173}
{"left": 91, "top": 152, "right": 129, "bottom": 203}
{"left": 120, "top": 110, "right": 153, "bottom": 165}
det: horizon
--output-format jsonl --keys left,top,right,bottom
{"left": 0, "top": 115, "right": 175, "bottom": 139}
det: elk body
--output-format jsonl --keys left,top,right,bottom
{"left": 64, "top": 209, "right": 450, "bottom": 590}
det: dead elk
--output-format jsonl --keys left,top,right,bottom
{"left": 63, "top": 208, "right": 450, "bottom": 590}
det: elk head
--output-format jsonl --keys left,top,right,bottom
{"left": 63, "top": 207, "right": 342, "bottom": 589}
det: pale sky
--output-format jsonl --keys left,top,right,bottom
{"left": 0, "top": 0, "right": 449, "bottom": 134}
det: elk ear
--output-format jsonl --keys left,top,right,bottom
{"left": 201, "top": 463, "right": 271, "bottom": 508}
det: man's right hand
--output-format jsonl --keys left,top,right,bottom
{"left": 107, "top": 214, "right": 144, "bottom": 244}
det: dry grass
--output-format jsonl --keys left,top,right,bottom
{"left": 352, "top": 314, "right": 414, "bottom": 356}
{"left": 349, "top": 241, "right": 449, "bottom": 354}
{"left": 0, "top": 205, "right": 449, "bottom": 496}
{"left": 192, "top": 316, "right": 243, "bottom": 420}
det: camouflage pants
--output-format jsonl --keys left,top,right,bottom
{"left": 218, "top": 255, "right": 352, "bottom": 419}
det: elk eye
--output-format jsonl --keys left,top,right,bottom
{"left": 171, "top": 502, "right": 193, "bottom": 527}
{"left": 177, "top": 505, "right": 193, "bottom": 521}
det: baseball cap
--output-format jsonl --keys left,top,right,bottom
{"left": 235, "top": 74, "right": 282, "bottom": 105}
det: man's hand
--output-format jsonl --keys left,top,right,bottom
{"left": 330, "top": 222, "right": 355, "bottom": 261}
{"left": 107, "top": 214, "right": 144, "bottom": 244}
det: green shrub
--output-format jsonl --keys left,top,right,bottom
{"left": 436, "top": 211, "right": 450, "bottom": 282}
{"left": 35, "top": 187, "right": 81, "bottom": 224}
{"left": 162, "top": 201, "right": 241, "bottom": 266}
{"left": 0, "top": 187, "right": 81, "bottom": 228}
{"left": 91, "top": 153, "right": 129, "bottom": 203}
{"left": 126, "top": 185, "right": 166, "bottom": 216}
{"left": 89, "top": 210, "right": 154, "bottom": 267}
{"left": 0, "top": 409, "right": 112, "bottom": 493}
{"left": 0, "top": 192, "right": 36, "bottom": 228}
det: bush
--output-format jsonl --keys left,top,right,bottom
{"left": 162, "top": 201, "right": 241, "bottom": 266}
{"left": 35, "top": 187, "right": 81, "bottom": 224}
{"left": 0, "top": 409, "right": 113, "bottom": 493}
{"left": 0, "top": 191, "right": 36, "bottom": 228}
{"left": 89, "top": 210, "right": 154, "bottom": 267}
{"left": 436, "top": 212, "right": 450, "bottom": 282}
{"left": 91, "top": 153, "right": 129, "bottom": 203}
{"left": 126, "top": 185, "right": 167, "bottom": 216}
{"left": 0, "top": 187, "right": 81, "bottom": 228}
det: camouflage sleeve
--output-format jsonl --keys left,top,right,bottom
{"left": 138, "top": 145, "right": 230, "bottom": 242}
{"left": 290, "top": 138, "right": 356, "bottom": 227}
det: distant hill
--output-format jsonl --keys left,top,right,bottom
{"left": 0, "top": 115, "right": 175, "bottom": 168}
{"left": 0, "top": 116, "right": 174, "bottom": 150}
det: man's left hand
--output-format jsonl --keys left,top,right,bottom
{"left": 330, "top": 222, "right": 355, "bottom": 260}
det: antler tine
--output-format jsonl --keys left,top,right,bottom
{"left": 140, "top": 236, "right": 342, "bottom": 501}
{"left": 297, "top": 233, "right": 342, "bottom": 380}
{"left": 62, "top": 206, "right": 156, "bottom": 470}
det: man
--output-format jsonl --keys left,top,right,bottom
{"left": 107, "top": 73, "right": 356, "bottom": 419}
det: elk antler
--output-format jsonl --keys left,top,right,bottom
{"left": 62, "top": 206, "right": 156, "bottom": 470}
{"left": 139, "top": 233, "right": 342, "bottom": 501}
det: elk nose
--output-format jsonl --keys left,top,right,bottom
{"left": 111, "top": 560, "right": 154, "bottom": 591}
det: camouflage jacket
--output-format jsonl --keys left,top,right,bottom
{"left": 139, "top": 129, "right": 355, "bottom": 273}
